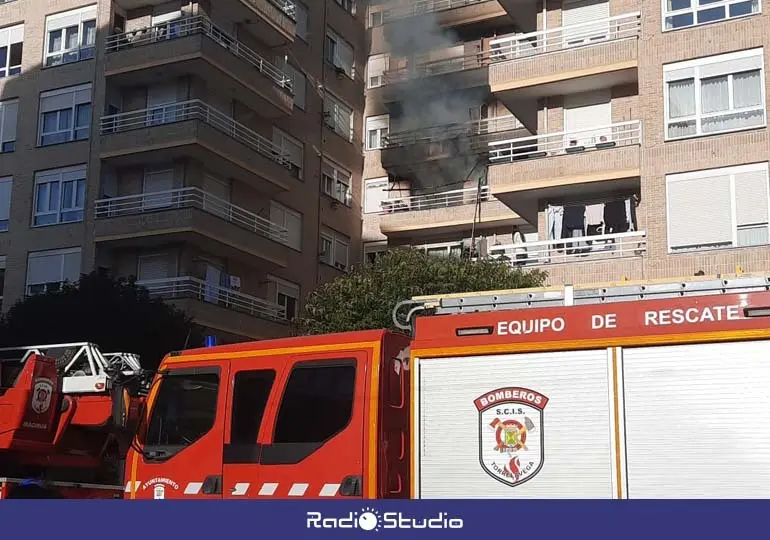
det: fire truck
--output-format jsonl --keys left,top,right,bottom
{"left": 6, "top": 273, "right": 770, "bottom": 499}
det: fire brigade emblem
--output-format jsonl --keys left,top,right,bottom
{"left": 473, "top": 387, "right": 549, "bottom": 487}
{"left": 31, "top": 378, "right": 54, "bottom": 414}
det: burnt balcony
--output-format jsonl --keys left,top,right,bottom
{"left": 99, "top": 100, "right": 295, "bottom": 194}
{"left": 94, "top": 187, "right": 290, "bottom": 268}
{"left": 381, "top": 0, "right": 507, "bottom": 27}
{"left": 137, "top": 276, "right": 289, "bottom": 339}
{"left": 105, "top": 16, "right": 293, "bottom": 118}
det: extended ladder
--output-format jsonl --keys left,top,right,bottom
{"left": 392, "top": 273, "right": 770, "bottom": 330}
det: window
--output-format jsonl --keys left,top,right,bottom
{"left": 325, "top": 29, "right": 355, "bottom": 79}
{"left": 322, "top": 159, "right": 352, "bottom": 205}
{"left": 368, "top": 6, "right": 384, "bottom": 27}
{"left": 667, "top": 162, "right": 770, "bottom": 252}
{"left": 364, "top": 242, "right": 387, "bottom": 264}
{"left": 364, "top": 177, "right": 389, "bottom": 213}
{"left": 295, "top": 2, "right": 309, "bottom": 41}
{"left": 366, "top": 114, "right": 389, "bottom": 150}
{"left": 269, "top": 275, "right": 300, "bottom": 320}
{"left": 0, "top": 176, "right": 10, "bottom": 232}
{"left": 26, "top": 247, "right": 81, "bottom": 295}
{"left": 270, "top": 201, "right": 302, "bottom": 251}
{"left": 320, "top": 229, "right": 350, "bottom": 271}
{"left": 33, "top": 165, "right": 86, "bottom": 226}
{"left": 663, "top": 0, "right": 760, "bottom": 31}
{"left": 39, "top": 84, "right": 92, "bottom": 146}
{"left": 284, "top": 63, "right": 306, "bottom": 110}
{"left": 664, "top": 48, "right": 765, "bottom": 140}
{"left": 367, "top": 54, "right": 389, "bottom": 88}
{"left": 0, "top": 99, "right": 17, "bottom": 153}
{"left": 273, "top": 128, "right": 304, "bottom": 179}
{"left": 273, "top": 362, "right": 356, "bottom": 444}
{"left": 335, "top": 0, "right": 356, "bottom": 14}
{"left": 323, "top": 93, "right": 354, "bottom": 141}
{"left": 144, "top": 371, "right": 219, "bottom": 455}
{"left": 230, "top": 370, "right": 275, "bottom": 444}
{"left": 44, "top": 5, "right": 97, "bottom": 67}
{"left": 0, "top": 24, "right": 23, "bottom": 78}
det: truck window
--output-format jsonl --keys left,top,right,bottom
{"left": 230, "top": 370, "right": 275, "bottom": 443}
{"left": 273, "top": 362, "right": 355, "bottom": 444}
{"left": 145, "top": 371, "right": 219, "bottom": 455}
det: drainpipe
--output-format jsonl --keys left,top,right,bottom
{"left": 541, "top": 0, "right": 547, "bottom": 133}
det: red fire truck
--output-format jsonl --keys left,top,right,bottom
{"left": 119, "top": 273, "right": 770, "bottom": 500}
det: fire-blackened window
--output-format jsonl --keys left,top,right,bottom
{"left": 273, "top": 361, "right": 356, "bottom": 444}
{"left": 145, "top": 371, "right": 219, "bottom": 455}
{"left": 230, "top": 370, "right": 276, "bottom": 444}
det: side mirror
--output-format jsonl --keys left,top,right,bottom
{"left": 111, "top": 385, "right": 130, "bottom": 430}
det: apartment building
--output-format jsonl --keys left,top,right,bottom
{"left": 362, "top": 0, "right": 770, "bottom": 285}
{"left": 0, "top": 0, "right": 366, "bottom": 344}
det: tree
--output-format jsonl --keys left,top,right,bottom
{"left": 0, "top": 269, "right": 202, "bottom": 371}
{"left": 296, "top": 248, "right": 548, "bottom": 335}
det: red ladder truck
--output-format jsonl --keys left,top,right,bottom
{"left": 118, "top": 273, "right": 770, "bottom": 500}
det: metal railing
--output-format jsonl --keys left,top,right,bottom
{"left": 385, "top": 115, "right": 523, "bottom": 147}
{"left": 137, "top": 276, "right": 287, "bottom": 322}
{"left": 265, "top": 0, "right": 297, "bottom": 20}
{"left": 383, "top": 47, "right": 489, "bottom": 84}
{"left": 382, "top": 0, "right": 490, "bottom": 23}
{"left": 99, "top": 100, "right": 292, "bottom": 169}
{"left": 105, "top": 15, "right": 292, "bottom": 92}
{"left": 489, "top": 12, "right": 641, "bottom": 61}
{"left": 488, "top": 120, "right": 642, "bottom": 162}
{"left": 488, "top": 230, "right": 647, "bottom": 267}
{"left": 94, "top": 187, "right": 289, "bottom": 244}
{"left": 380, "top": 186, "right": 491, "bottom": 214}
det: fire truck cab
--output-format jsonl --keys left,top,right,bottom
{"left": 125, "top": 330, "right": 411, "bottom": 500}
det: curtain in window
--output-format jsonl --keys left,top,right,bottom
{"left": 667, "top": 79, "right": 696, "bottom": 137}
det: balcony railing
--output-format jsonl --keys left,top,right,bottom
{"left": 489, "top": 12, "right": 641, "bottom": 62}
{"left": 137, "top": 276, "right": 287, "bottom": 322}
{"left": 264, "top": 0, "right": 297, "bottom": 19}
{"left": 94, "top": 187, "right": 289, "bottom": 244}
{"left": 382, "top": 0, "right": 490, "bottom": 23}
{"left": 105, "top": 15, "right": 292, "bottom": 92}
{"left": 488, "top": 231, "right": 647, "bottom": 267}
{"left": 383, "top": 48, "right": 489, "bottom": 85}
{"left": 488, "top": 120, "right": 642, "bottom": 163}
{"left": 380, "top": 186, "right": 491, "bottom": 214}
{"left": 385, "top": 115, "right": 523, "bottom": 147}
{"left": 99, "top": 100, "right": 292, "bottom": 170}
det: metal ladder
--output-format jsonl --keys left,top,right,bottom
{"left": 392, "top": 273, "right": 770, "bottom": 330}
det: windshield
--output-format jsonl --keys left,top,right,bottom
{"left": 143, "top": 370, "right": 220, "bottom": 458}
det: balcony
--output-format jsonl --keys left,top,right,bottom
{"left": 99, "top": 100, "right": 294, "bottom": 194}
{"left": 235, "top": 0, "right": 296, "bottom": 46}
{"left": 105, "top": 16, "right": 293, "bottom": 118}
{"left": 137, "top": 276, "right": 289, "bottom": 340}
{"left": 93, "top": 188, "right": 289, "bottom": 268}
{"left": 489, "top": 12, "right": 640, "bottom": 114}
{"left": 382, "top": 0, "right": 507, "bottom": 27}
{"left": 487, "top": 121, "right": 641, "bottom": 222}
{"left": 379, "top": 186, "right": 523, "bottom": 236}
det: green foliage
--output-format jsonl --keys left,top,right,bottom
{"left": 296, "top": 248, "right": 548, "bottom": 335}
{"left": 0, "top": 269, "right": 202, "bottom": 370}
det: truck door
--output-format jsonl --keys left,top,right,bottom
{"left": 227, "top": 349, "right": 371, "bottom": 499}
{"left": 127, "top": 361, "right": 229, "bottom": 499}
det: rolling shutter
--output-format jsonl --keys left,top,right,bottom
{"left": 564, "top": 90, "right": 612, "bottom": 146}
{"left": 667, "top": 173, "right": 732, "bottom": 250}
{"left": 562, "top": 0, "right": 610, "bottom": 45}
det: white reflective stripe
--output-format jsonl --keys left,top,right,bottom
{"left": 258, "top": 483, "right": 279, "bottom": 496}
{"left": 124, "top": 481, "right": 140, "bottom": 493}
{"left": 319, "top": 483, "right": 340, "bottom": 497}
{"left": 184, "top": 482, "right": 203, "bottom": 495}
{"left": 288, "top": 483, "right": 309, "bottom": 496}
{"left": 232, "top": 483, "right": 249, "bottom": 496}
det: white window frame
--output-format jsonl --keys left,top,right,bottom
{"left": 364, "top": 241, "right": 387, "bottom": 264}
{"left": 666, "top": 161, "right": 770, "bottom": 253}
{"left": 268, "top": 274, "right": 301, "bottom": 321}
{"left": 325, "top": 29, "right": 355, "bottom": 79}
{"left": 662, "top": 0, "right": 761, "bottom": 32}
{"left": 295, "top": 1, "right": 309, "bottom": 41}
{"left": 0, "top": 98, "right": 18, "bottom": 153}
{"left": 323, "top": 92, "right": 354, "bottom": 142}
{"left": 366, "top": 114, "right": 389, "bottom": 150}
{"left": 334, "top": 0, "right": 356, "bottom": 15}
{"left": 367, "top": 53, "right": 390, "bottom": 89}
{"left": 273, "top": 127, "right": 304, "bottom": 179}
{"left": 270, "top": 201, "right": 302, "bottom": 251}
{"left": 364, "top": 177, "right": 390, "bottom": 214}
{"left": 32, "top": 164, "right": 87, "bottom": 227}
{"left": 368, "top": 5, "right": 384, "bottom": 28}
{"left": 39, "top": 83, "right": 93, "bottom": 146}
{"left": 322, "top": 159, "right": 352, "bottom": 206}
{"left": 44, "top": 5, "right": 97, "bottom": 67}
{"left": 0, "top": 23, "right": 23, "bottom": 78}
{"left": 663, "top": 48, "right": 766, "bottom": 141}
{"left": 0, "top": 176, "right": 11, "bottom": 232}
{"left": 320, "top": 229, "right": 350, "bottom": 271}
{"left": 26, "top": 247, "right": 82, "bottom": 296}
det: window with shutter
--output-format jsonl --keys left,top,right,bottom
{"left": 563, "top": 89, "right": 612, "bottom": 146}
{"left": 137, "top": 253, "right": 172, "bottom": 282}
{"left": 270, "top": 201, "right": 302, "bottom": 250}
{"left": 366, "top": 114, "right": 389, "bottom": 150}
{"left": 562, "top": 0, "right": 610, "bottom": 46}
{"left": 367, "top": 54, "right": 389, "bottom": 88}
{"left": 0, "top": 176, "right": 11, "bottom": 232}
{"left": 39, "top": 84, "right": 93, "bottom": 146}
{"left": 364, "top": 178, "right": 389, "bottom": 213}
{"left": 26, "top": 248, "right": 82, "bottom": 295}
{"left": 0, "top": 99, "right": 17, "bottom": 153}
{"left": 0, "top": 23, "right": 24, "bottom": 78}
{"left": 142, "top": 168, "right": 174, "bottom": 210}
{"left": 44, "top": 6, "right": 96, "bottom": 67}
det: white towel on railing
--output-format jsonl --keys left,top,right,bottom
{"left": 585, "top": 203, "right": 605, "bottom": 226}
